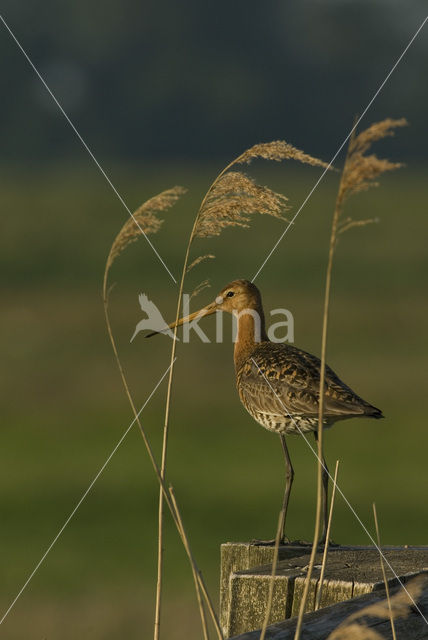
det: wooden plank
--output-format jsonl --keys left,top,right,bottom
{"left": 227, "top": 574, "right": 290, "bottom": 637}
{"left": 291, "top": 575, "right": 318, "bottom": 616}
{"left": 318, "top": 578, "right": 354, "bottom": 608}
{"left": 221, "top": 544, "right": 428, "bottom": 637}
{"left": 229, "top": 576, "right": 428, "bottom": 639}
{"left": 220, "top": 542, "right": 312, "bottom": 636}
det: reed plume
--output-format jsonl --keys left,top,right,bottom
{"left": 104, "top": 186, "right": 186, "bottom": 289}
{"left": 194, "top": 171, "right": 289, "bottom": 238}
{"left": 294, "top": 118, "right": 406, "bottom": 640}
{"left": 235, "top": 140, "right": 332, "bottom": 167}
{"left": 189, "top": 140, "right": 329, "bottom": 270}
{"left": 336, "top": 118, "right": 407, "bottom": 234}
{"left": 193, "top": 142, "right": 330, "bottom": 241}
{"left": 186, "top": 254, "right": 215, "bottom": 273}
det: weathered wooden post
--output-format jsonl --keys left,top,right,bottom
{"left": 220, "top": 542, "right": 428, "bottom": 638}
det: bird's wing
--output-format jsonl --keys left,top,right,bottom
{"left": 238, "top": 343, "right": 369, "bottom": 419}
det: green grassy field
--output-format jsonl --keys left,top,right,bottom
{"left": 1, "top": 161, "right": 427, "bottom": 638}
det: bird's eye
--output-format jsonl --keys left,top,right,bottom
{"left": 226, "top": 291, "right": 235, "bottom": 298}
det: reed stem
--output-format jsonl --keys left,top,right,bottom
{"left": 293, "top": 145, "right": 350, "bottom": 640}
{"left": 315, "top": 460, "right": 340, "bottom": 611}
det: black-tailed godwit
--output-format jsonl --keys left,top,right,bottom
{"left": 148, "top": 279, "right": 383, "bottom": 543}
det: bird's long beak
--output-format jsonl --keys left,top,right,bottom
{"left": 145, "top": 300, "right": 218, "bottom": 338}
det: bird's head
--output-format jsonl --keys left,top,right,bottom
{"left": 214, "top": 279, "right": 263, "bottom": 313}
{"left": 146, "top": 279, "right": 263, "bottom": 337}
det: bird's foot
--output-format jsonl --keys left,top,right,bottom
{"left": 250, "top": 536, "right": 340, "bottom": 548}
{"left": 289, "top": 539, "right": 313, "bottom": 547}
{"left": 250, "top": 536, "right": 291, "bottom": 546}
{"left": 319, "top": 537, "right": 340, "bottom": 547}
{"left": 250, "top": 538, "right": 280, "bottom": 546}
{"left": 288, "top": 538, "right": 340, "bottom": 547}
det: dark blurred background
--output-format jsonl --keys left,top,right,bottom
{"left": 1, "top": 0, "right": 427, "bottom": 165}
{"left": 1, "top": 2, "right": 427, "bottom": 639}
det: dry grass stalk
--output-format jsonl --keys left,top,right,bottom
{"left": 372, "top": 503, "right": 397, "bottom": 640}
{"left": 187, "top": 254, "right": 215, "bottom": 272}
{"left": 168, "top": 486, "right": 209, "bottom": 640}
{"left": 260, "top": 509, "right": 285, "bottom": 640}
{"left": 191, "top": 279, "right": 211, "bottom": 300}
{"left": 169, "top": 486, "right": 224, "bottom": 640}
{"left": 104, "top": 186, "right": 186, "bottom": 281}
{"left": 315, "top": 460, "right": 340, "bottom": 611}
{"left": 95, "top": 345, "right": 214, "bottom": 638}
{"left": 327, "top": 574, "right": 428, "bottom": 640}
{"left": 103, "top": 186, "right": 219, "bottom": 640}
{"left": 99, "top": 338, "right": 213, "bottom": 640}
{"left": 294, "top": 118, "right": 405, "bottom": 640}
{"left": 338, "top": 217, "right": 378, "bottom": 235}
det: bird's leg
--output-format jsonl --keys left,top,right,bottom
{"left": 250, "top": 434, "right": 294, "bottom": 546}
{"left": 279, "top": 434, "right": 294, "bottom": 544}
{"left": 314, "top": 431, "right": 329, "bottom": 544}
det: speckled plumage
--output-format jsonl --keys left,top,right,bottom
{"left": 237, "top": 341, "right": 383, "bottom": 436}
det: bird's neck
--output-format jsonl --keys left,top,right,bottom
{"left": 233, "top": 307, "right": 268, "bottom": 371}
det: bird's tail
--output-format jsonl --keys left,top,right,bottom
{"left": 364, "top": 404, "right": 384, "bottom": 419}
